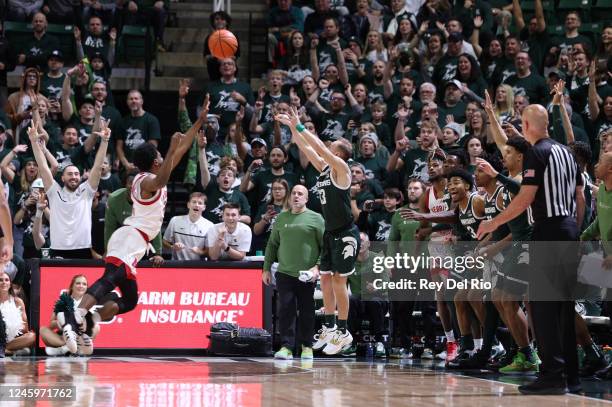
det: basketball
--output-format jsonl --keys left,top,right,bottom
{"left": 208, "top": 29, "right": 238, "bottom": 59}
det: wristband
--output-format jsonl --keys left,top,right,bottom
{"left": 296, "top": 123, "right": 305, "bottom": 133}
{"left": 35, "top": 210, "right": 43, "bottom": 219}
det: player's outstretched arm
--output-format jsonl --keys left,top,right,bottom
{"left": 141, "top": 132, "right": 185, "bottom": 193}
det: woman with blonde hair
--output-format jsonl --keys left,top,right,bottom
{"left": 41, "top": 274, "right": 100, "bottom": 356}
{"left": 494, "top": 84, "right": 514, "bottom": 122}
{"left": 363, "top": 30, "right": 388, "bottom": 63}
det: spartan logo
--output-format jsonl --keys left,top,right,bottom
{"left": 442, "top": 63, "right": 457, "bottom": 81}
{"left": 501, "top": 69, "right": 515, "bottom": 84}
{"left": 321, "top": 119, "right": 344, "bottom": 140}
{"left": 125, "top": 127, "right": 144, "bottom": 149}
{"left": 318, "top": 51, "right": 333, "bottom": 72}
{"left": 341, "top": 236, "right": 358, "bottom": 259}
{"left": 46, "top": 85, "right": 62, "bottom": 99}
{"left": 215, "top": 90, "right": 240, "bottom": 111}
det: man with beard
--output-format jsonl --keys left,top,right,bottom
{"left": 440, "top": 80, "right": 467, "bottom": 124}
{"left": 365, "top": 60, "right": 387, "bottom": 104}
{"left": 240, "top": 145, "right": 299, "bottom": 217}
{"left": 116, "top": 90, "right": 161, "bottom": 174}
{"left": 30, "top": 115, "right": 110, "bottom": 259}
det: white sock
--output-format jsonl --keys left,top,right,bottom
{"left": 445, "top": 330, "right": 455, "bottom": 343}
{"left": 474, "top": 338, "right": 483, "bottom": 350}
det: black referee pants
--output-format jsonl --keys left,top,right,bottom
{"left": 276, "top": 273, "right": 316, "bottom": 350}
{"left": 530, "top": 217, "right": 579, "bottom": 381}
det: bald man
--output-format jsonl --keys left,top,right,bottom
{"left": 479, "top": 104, "right": 584, "bottom": 395}
{"left": 263, "top": 184, "right": 325, "bottom": 360}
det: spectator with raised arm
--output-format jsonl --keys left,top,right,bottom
{"left": 30, "top": 115, "right": 110, "bottom": 259}
{"left": 74, "top": 16, "right": 117, "bottom": 64}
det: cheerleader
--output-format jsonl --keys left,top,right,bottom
{"left": 0, "top": 271, "right": 35, "bottom": 356}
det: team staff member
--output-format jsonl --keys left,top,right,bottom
{"left": 263, "top": 185, "right": 324, "bottom": 360}
{"left": 478, "top": 104, "right": 585, "bottom": 395}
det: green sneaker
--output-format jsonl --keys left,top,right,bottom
{"left": 301, "top": 346, "right": 313, "bottom": 360}
{"left": 499, "top": 351, "right": 538, "bottom": 375}
{"left": 274, "top": 347, "right": 293, "bottom": 360}
{"left": 340, "top": 345, "right": 357, "bottom": 357}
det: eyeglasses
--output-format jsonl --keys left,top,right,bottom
{"left": 331, "top": 97, "right": 345, "bottom": 102}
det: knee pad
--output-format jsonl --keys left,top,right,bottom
{"left": 116, "top": 289, "right": 138, "bottom": 315}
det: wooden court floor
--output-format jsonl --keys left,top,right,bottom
{"left": 0, "top": 356, "right": 610, "bottom": 406}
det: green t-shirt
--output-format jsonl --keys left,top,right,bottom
{"left": 400, "top": 148, "right": 430, "bottom": 182}
{"left": 203, "top": 180, "right": 251, "bottom": 224}
{"left": 317, "top": 111, "right": 351, "bottom": 142}
{"left": 582, "top": 181, "right": 612, "bottom": 255}
{"left": 553, "top": 34, "right": 593, "bottom": 55}
{"left": 506, "top": 72, "right": 548, "bottom": 105}
{"left": 357, "top": 155, "right": 387, "bottom": 182}
{"left": 433, "top": 54, "right": 459, "bottom": 84}
{"left": 348, "top": 251, "right": 387, "bottom": 298}
{"left": 117, "top": 112, "right": 161, "bottom": 161}
{"left": 263, "top": 209, "right": 325, "bottom": 277}
{"left": 40, "top": 73, "right": 65, "bottom": 100}
{"left": 205, "top": 80, "right": 255, "bottom": 134}
{"left": 346, "top": 57, "right": 372, "bottom": 84}
{"left": 251, "top": 169, "right": 299, "bottom": 206}
{"left": 298, "top": 163, "right": 322, "bottom": 213}
{"left": 363, "top": 208, "right": 394, "bottom": 242}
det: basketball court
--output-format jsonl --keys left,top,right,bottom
{"left": 3, "top": 356, "right": 612, "bottom": 406}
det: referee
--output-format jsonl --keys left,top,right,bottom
{"left": 478, "top": 104, "right": 585, "bottom": 395}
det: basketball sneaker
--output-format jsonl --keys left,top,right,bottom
{"left": 62, "top": 325, "right": 78, "bottom": 354}
{"left": 274, "top": 347, "right": 293, "bottom": 360}
{"left": 444, "top": 341, "right": 458, "bottom": 363}
{"left": 301, "top": 346, "right": 313, "bottom": 360}
{"left": 313, "top": 325, "right": 336, "bottom": 351}
{"left": 77, "top": 334, "right": 94, "bottom": 356}
{"left": 499, "top": 351, "right": 538, "bottom": 375}
{"left": 45, "top": 346, "right": 69, "bottom": 356}
{"left": 375, "top": 342, "right": 386, "bottom": 358}
{"left": 389, "top": 347, "right": 412, "bottom": 359}
{"left": 421, "top": 348, "right": 434, "bottom": 359}
{"left": 323, "top": 330, "right": 353, "bottom": 355}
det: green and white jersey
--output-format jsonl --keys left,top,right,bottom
{"left": 315, "top": 165, "right": 353, "bottom": 232}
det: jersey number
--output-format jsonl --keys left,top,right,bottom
{"left": 318, "top": 189, "right": 327, "bottom": 205}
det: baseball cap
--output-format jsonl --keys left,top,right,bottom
{"left": 448, "top": 32, "right": 464, "bottom": 43}
{"left": 444, "top": 79, "right": 463, "bottom": 91}
{"left": 443, "top": 122, "right": 464, "bottom": 139}
{"left": 251, "top": 138, "right": 267, "bottom": 147}
{"left": 48, "top": 49, "right": 64, "bottom": 62}
{"left": 31, "top": 178, "right": 44, "bottom": 189}
{"left": 347, "top": 36, "right": 363, "bottom": 49}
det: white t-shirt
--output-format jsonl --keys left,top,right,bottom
{"left": 163, "top": 215, "right": 214, "bottom": 261}
{"left": 46, "top": 181, "right": 95, "bottom": 250}
{"left": 207, "top": 222, "right": 252, "bottom": 260}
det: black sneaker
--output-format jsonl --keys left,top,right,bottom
{"left": 595, "top": 363, "right": 612, "bottom": 379}
{"left": 447, "top": 348, "right": 474, "bottom": 369}
{"left": 455, "top": 349, "right": 490, "bottom": 369}
{"left": 580, "top": 355, "right": 608, "bottom": 377}
{"left": 567, "top": 376, "right": 582, "bottom": 393}
{"left": 518, "top": 376, "right": 568, "bottom": 395}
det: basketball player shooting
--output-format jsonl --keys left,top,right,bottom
{"left": 56, "top": 95, "right": 210, "bottom": 343}
{"left": 276, "top": 107, "right": 359, "bottom": 355}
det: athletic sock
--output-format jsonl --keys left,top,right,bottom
{"left": 445, "top": 330, "right": 455, "bottom": 343}
{"left": 520, "top": 345, "right": 534, "bottom": 362}
{"left": 337, "top": 320, "right": 347, "bottom": 334}
{"left": 474, "top": 338, "right": 483, "bottom": 350}
{"left": 324, "top": 314, "right": 336, "bottom": 329}
{"left": 461, "top": 334, "right": 474, "bottom": 351}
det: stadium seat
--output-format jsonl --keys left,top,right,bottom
{"left": 547, "top": 24, "right": 566, "bottom": 37}
{"left": 4, "top": 21, "right": 32, "bottom": 55}
{"left": 593, "top": 0, "right": 612, "bottom": 21}
{"left": 118, "top": 24, "right": 155, "bottom": 63}
{"left": 46, "top": 23, "right": 76, "bottom": 63}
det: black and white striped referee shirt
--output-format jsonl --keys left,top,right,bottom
{"left": 521, "top": 138, "right": 583, "bottom": 222}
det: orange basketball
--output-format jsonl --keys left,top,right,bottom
{"left": 208, "top": 29, "right": 238, "bottom": 59}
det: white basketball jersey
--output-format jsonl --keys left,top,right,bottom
{"left": 124, "top": 172, "right": 167, "bottom": 240}
{"left": 427, "top": 186, "right": 451, "bottom": 241}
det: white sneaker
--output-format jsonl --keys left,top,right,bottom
{"left": 375, "top": 342, "right": 386, "bottom": 358}
{"left": 421, "top": 348, "right": 434, "bottom": 359}
{"left": 62, "top": 325, "right": 78, "bottom": 354}
{"left": 12, "top": 348, "right": 30, "bottom": 357}
{"left": 313, "top": 325, "right": 336, "bottom": 351}
{"left": 435, "top": 350, "right": 447, "bottom": 360}
{"left": 77, "top": 334, "right": 94, "bottom": 356}
{"left": 45, "top": 346, "right": 68, "bottom": 356}
{"left": 323, "top": 330, "right": 353, "bottom": 355}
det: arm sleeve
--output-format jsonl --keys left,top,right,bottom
{"left": 178, "top": 108, "right": 192, "bottom": 133}
{"left": 496, "top": 173, "right": 521, "bottom": 195}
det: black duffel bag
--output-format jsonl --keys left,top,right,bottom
{"left": 207, "top": 322, "right": 272, "bottom": 356}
